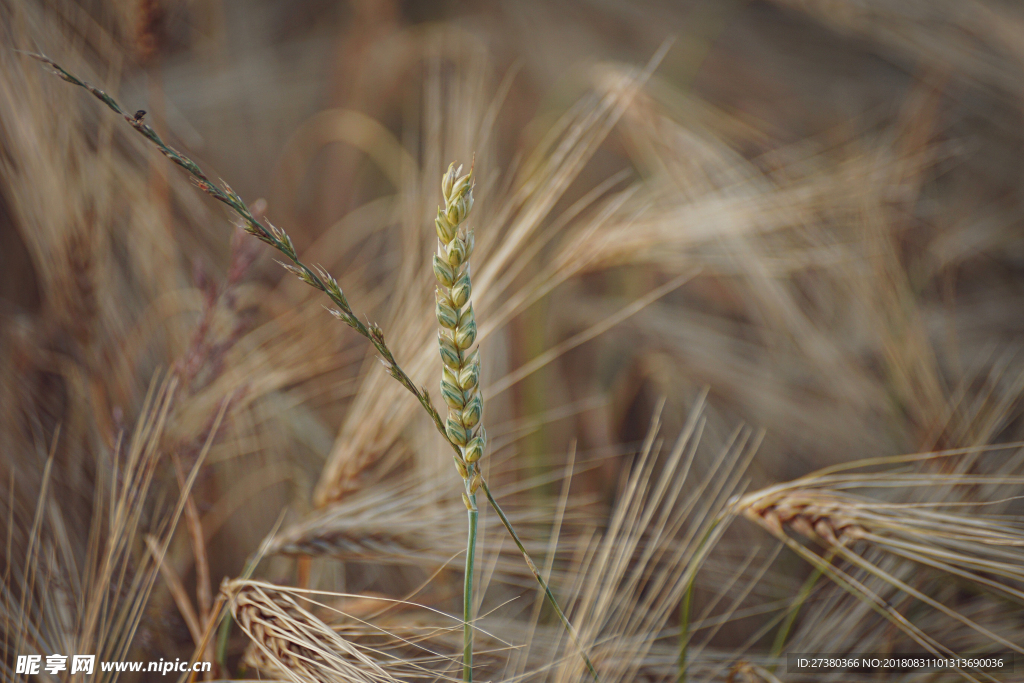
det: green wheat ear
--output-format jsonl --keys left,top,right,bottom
{"left": 434, "top": 161, "right": 484, "bottom": 682}
{"left": 434, "top": 162, "right": 486, "bottom": 501}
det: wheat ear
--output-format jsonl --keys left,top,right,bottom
{"left": 433, "top": 161, "right": 484, "bottom": 681}
{"left": 31, "top": 54, "right": 598, "bottom": 680}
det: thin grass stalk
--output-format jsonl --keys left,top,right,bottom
{"left": 676, "top": 516, "right": 721, "bottom": 683}
{"left": 768, "top": 547, "right": 835, "bottom": 672}
{"left": 30, "top": 56, "right": 596, "bottom": 679}
{"left": 479, "top": 480, "right": 599, "bottom": 680}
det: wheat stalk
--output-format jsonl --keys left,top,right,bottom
{"left": 431, "top": 160, "right": 483, "bottom": 681}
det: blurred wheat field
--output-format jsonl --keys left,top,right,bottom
{"left": 2, "top": 0, "right": 1024, "bottom": 681}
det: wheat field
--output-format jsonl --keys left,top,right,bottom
{"left": 2, "top": 0, "right": 1024, "bottom": 681}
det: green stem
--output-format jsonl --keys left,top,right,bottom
{"left": 463, "top": 492, "right": 478, "bottom": 682}
{"left": 768, "top": 548, "right": 834, "bottom": 672}
{"left": 215, "top": 612, "right": 232, "bottom": 672}
{"left": 677, "top": 519, "right": 721, "bottom": 683}
{"left": 479, "top": 480, "right": 600, "bottom": 681}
